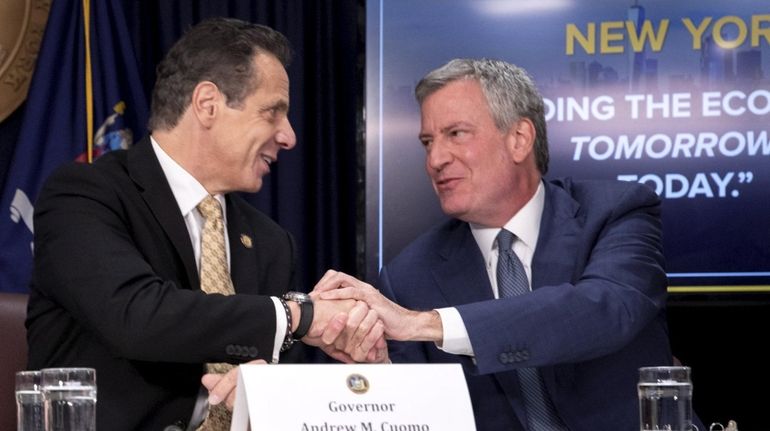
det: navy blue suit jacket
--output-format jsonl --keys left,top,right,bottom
{"left": 379, "top": 178, "right": 673, "bottom": 431}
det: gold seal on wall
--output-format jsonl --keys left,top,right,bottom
{"left": 0, "top": 0, "right": 51, "bottom": 122}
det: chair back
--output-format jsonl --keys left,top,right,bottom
{"left": 0, "top": 292, "right": 29, "bottom": 431}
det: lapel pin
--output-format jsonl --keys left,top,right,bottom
{"left": 240, "top": 234, "right": 253, "bottom": 248}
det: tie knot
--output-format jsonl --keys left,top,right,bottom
{"left": 497, "top": 229, "right": 515, "bottom": 251}
{"left": 197, "top": 195, "right": 223, "bottom": 221}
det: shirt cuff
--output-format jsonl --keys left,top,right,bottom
{"left": 434, "top": 307, "right": 474, "bottom": 356}
{"left": 270, "top": 296, "right": 286, "bottom": 363}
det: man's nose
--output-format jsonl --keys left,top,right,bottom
{"left": 276, "top": 117, "right": 296, "bottom": 150}
{"left": 426, "top": 138, "right": 452, "bottom": 172}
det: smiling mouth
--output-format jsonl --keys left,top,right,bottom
{"left": 434, "top": 177, "right": 461, "bottom": 191}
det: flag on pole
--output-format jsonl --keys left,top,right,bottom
{"left": 0, "top": 0, "right": 148, "bottom": 292}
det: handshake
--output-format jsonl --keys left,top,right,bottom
{"left": 302, "top": 270, "right": 443, "bottom": 364}
{"left": 202, "top": 270, "right": 444, "bottom": 411}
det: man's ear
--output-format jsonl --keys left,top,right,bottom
{"left": 191, "top": 81, "right": 220, "bottom": 128}
{"left": 506, "top": 117, "right": 536, "bottom": 164}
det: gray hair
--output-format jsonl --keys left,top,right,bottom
{"left": 415, "top": 59, "right": 549, "bottom": 175}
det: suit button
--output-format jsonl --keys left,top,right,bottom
{"left": 226, "top": 345, "right": 235, "bottom": 355}
{"left": 248, "top": 346, "right": 259, "bottom": 357}
{"left": 498, "top": 352, "right": 510, "bottom": 364}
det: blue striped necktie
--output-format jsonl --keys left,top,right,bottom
{"left": 497, "top": 229, "right": 567, "bottom": 431}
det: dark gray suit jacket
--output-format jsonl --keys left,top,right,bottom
{"left": 27, "top": 136, "right": 300, "bottom": 430}
{"left": 380, "top": 179, "right": 673, "bottom": 431}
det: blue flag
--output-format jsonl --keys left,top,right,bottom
{"left": 0, "top": 0, "right": 148, "bottom": 292}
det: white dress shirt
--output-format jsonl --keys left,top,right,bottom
{"left": 435, "top": 181, "right": 545, "bottom": 356}
{"left": 151, "top": 137, "right": 286, "bottom": 363}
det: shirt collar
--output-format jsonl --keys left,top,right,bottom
{"left": 470, "top": 181, "right": 545, "bottom": 257}
{"left": 150, "top": 136, "right": 223, "bottom": 217}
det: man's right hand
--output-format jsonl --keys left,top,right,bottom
{"left": 313, "top": 270, "right": 444, "bottom": 344}
{"left": 300, "top": 297, "right": 388, "bottom": 363}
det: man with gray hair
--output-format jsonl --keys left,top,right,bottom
{"left": 318, "top": 58, "right": 680, "bottom": 430}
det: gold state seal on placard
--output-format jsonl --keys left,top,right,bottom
{"left": 0, "top": 0, "right": 51, "bottom": 122}
{"left": 346, "top": 373, "right": 370, "bottom": 394}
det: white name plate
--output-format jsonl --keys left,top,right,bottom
{"left": 231, "top": 363, "right": 476, "bottom": 431}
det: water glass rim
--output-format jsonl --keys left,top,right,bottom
{"left": 639, "top": 366, "right": 691, "bottom": 372}
{"left": 15, "top": 370, "right": 42, "bottom": 392}
{"left": 40, "top": 367, "right": 96, "bottom": 373}
{"left": 40, "top": 367, "right": 96, "bottom": 388}
{"left": 638, "top": 365, "right": 692, "bottom": 384}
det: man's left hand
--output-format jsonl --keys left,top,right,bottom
{"left": 201, "top": 359, "right": 267, "bottom": 411}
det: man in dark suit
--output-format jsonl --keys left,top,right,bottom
{"left": 318, "top": 59, "right": 680, "bottom": 430}
{"left": 27, "top": 18, "right": 384, "bottom": 431}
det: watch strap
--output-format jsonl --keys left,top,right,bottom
{"left": 278, "top": 298, "right": 294, "bottom": 352}
{"left": 293, "top": 300, "right": 313, "bottom": 340}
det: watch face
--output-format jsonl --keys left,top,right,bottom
{"left": 283, "top": 291, "right": 311, "bottom": 303}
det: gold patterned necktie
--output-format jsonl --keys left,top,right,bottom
{"left": 196, "top": 195, "right": 235, "bottom": 431}
{"left": 198, "top": 195, "right": 235, "bottom": 296}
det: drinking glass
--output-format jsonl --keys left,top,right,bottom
{"left": 41, "top": 368, "right": 97, "bottom": 431}
{"left": 15, "top": 370, "right": 44, "bottom": 431}
{"left": 638, "top": 366, "right": 696, "bottom": 431}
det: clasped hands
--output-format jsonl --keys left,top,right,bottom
{"left": 308, "top": 269, "right": 443, "bottom": 364}
{"left": 202, "top": 270, "right": 443, "bottom": 411}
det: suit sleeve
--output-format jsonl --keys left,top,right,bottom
{"left": 457, "top": 184, "right": 667, "bottom": 375}
{"left": 31, "top": 163, "right": 279, "bottom": 363}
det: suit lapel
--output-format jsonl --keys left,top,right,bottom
{"left": 532, "top": 181, "right": 582, "bottom": 290}
{"left": 532, "top": 180, "right": 584, "bottom": 407}
{"left": 225, "top": 196, "right": 260, "bottom": 294}
{"left": 432, "top": 221, "right": 495, "bottom": 305}
{"left": 127, "top": 137, "right": 199, "bottom": 289}
{"left": 431, "top": 222, "right": 528, "bottom": 425}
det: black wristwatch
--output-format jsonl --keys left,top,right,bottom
{"left": 282, "top": 291, "right": 313, "bottom": 340}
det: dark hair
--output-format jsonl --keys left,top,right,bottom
{"left": 148, "top": 17, "right": 292, "bottom": 131}
{"left": 415, "top": 58, "right": 549, "bottom": 175}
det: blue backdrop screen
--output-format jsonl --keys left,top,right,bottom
{"left": 365, "top": 0, "right": 770, "bottom": 293}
